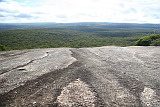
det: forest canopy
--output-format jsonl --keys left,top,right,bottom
{"left": 0, "top": 23, "right": 159, "bottom": 51}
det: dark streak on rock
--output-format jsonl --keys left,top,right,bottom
{"left": 108, "top": 69, "right": 144, "bottom": 107}
{"left": 0, "top": 49, "right": 105, "bottom": 107}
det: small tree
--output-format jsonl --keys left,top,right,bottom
{"left": 152, "top": 29, "right": 157, "bottom": 34}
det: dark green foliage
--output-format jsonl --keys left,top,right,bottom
{"left": 0, "top": 44, "right": 6, "bottom": 51}
{"left": 150, "top": 38, "right": 160, "bottom": 46}
{"left": 0, "top": 23, "right": 159, "bottom": 50}
{"left": 135, "top": 34, "right": 160, "bottom": 46}
{"left": 0, "top": 29, "right": 141, "bottom": 50}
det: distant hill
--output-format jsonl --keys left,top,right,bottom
{"left": 0, "top": 22, "right": 160, "bottom": 32}
{"left": 0, "top": 22, "right": 160, "bottom": 50}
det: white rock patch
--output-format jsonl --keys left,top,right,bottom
{"left": 56, "top": 78, "right": 97, "bottom": 107}
{"left": 141, "top": 87, "right": 160, "bottom": 107}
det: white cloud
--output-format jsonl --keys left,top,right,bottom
{"left": 0, "top": 0, "right": 160, "bottom": 23}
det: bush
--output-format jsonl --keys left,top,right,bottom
{"left": 150, "top": 38, "right": 160, "bottom": 46}
{"left": 135, "top": 34, "right": 160, "bottom": 46}
{"left": 0, "top": 44, "right": 7, "bottom": 51}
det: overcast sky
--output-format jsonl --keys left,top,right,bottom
{"left": 0, "top": 0, "right": 160, "bottom": 23}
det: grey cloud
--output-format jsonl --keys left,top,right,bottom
{"left": 0, "top": 8, "right": 18, "bottom": 13}
{"left": 142, "top": 7, "right": 160, "bottom": 19}
{"left": 144, "top": 7, "right": 160, "bottom": 13}
{"left": 13, "top": 13, "right": 33, "bottom": 19}
{"left": 129, "top": 8, "right": 137, "bottom": 13}
{"left": 0, "top": 14, "right": 4, "bottom": 17}
{"left": 123, "top": 18, "right": 138, "bottom": 22}
{"left": 153, "top": 15, "right": 160, "bottom": 19}
{"left": 118, "top": 3, "right": 125, "bottom": 8}
{"left": 56, "top": 14, "right": 67, "bottom": 18}
{"left": 33, "top": 12, "right": 45, "bottom": 15}
{"left": 144, "top": 14, "right": 160, "bottom": 19}
{"left": 123, "top": 8, "right": 137, "bottom": 14}
{"left": 0, "top": 8, "right": 10, "bottom": 12}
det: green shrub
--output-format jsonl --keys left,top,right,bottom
{"left": 0, "top": 44, "right": 7, "bottom": 51}
{"left": 150, "top": 38, "right": 160, "bottom": 46}
{"left": 135, "top": 34, "right": 160, "bottom": 46}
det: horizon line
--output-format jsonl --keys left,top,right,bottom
{"left": 0, "top": 22, "right": 159, "bottom": 24}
